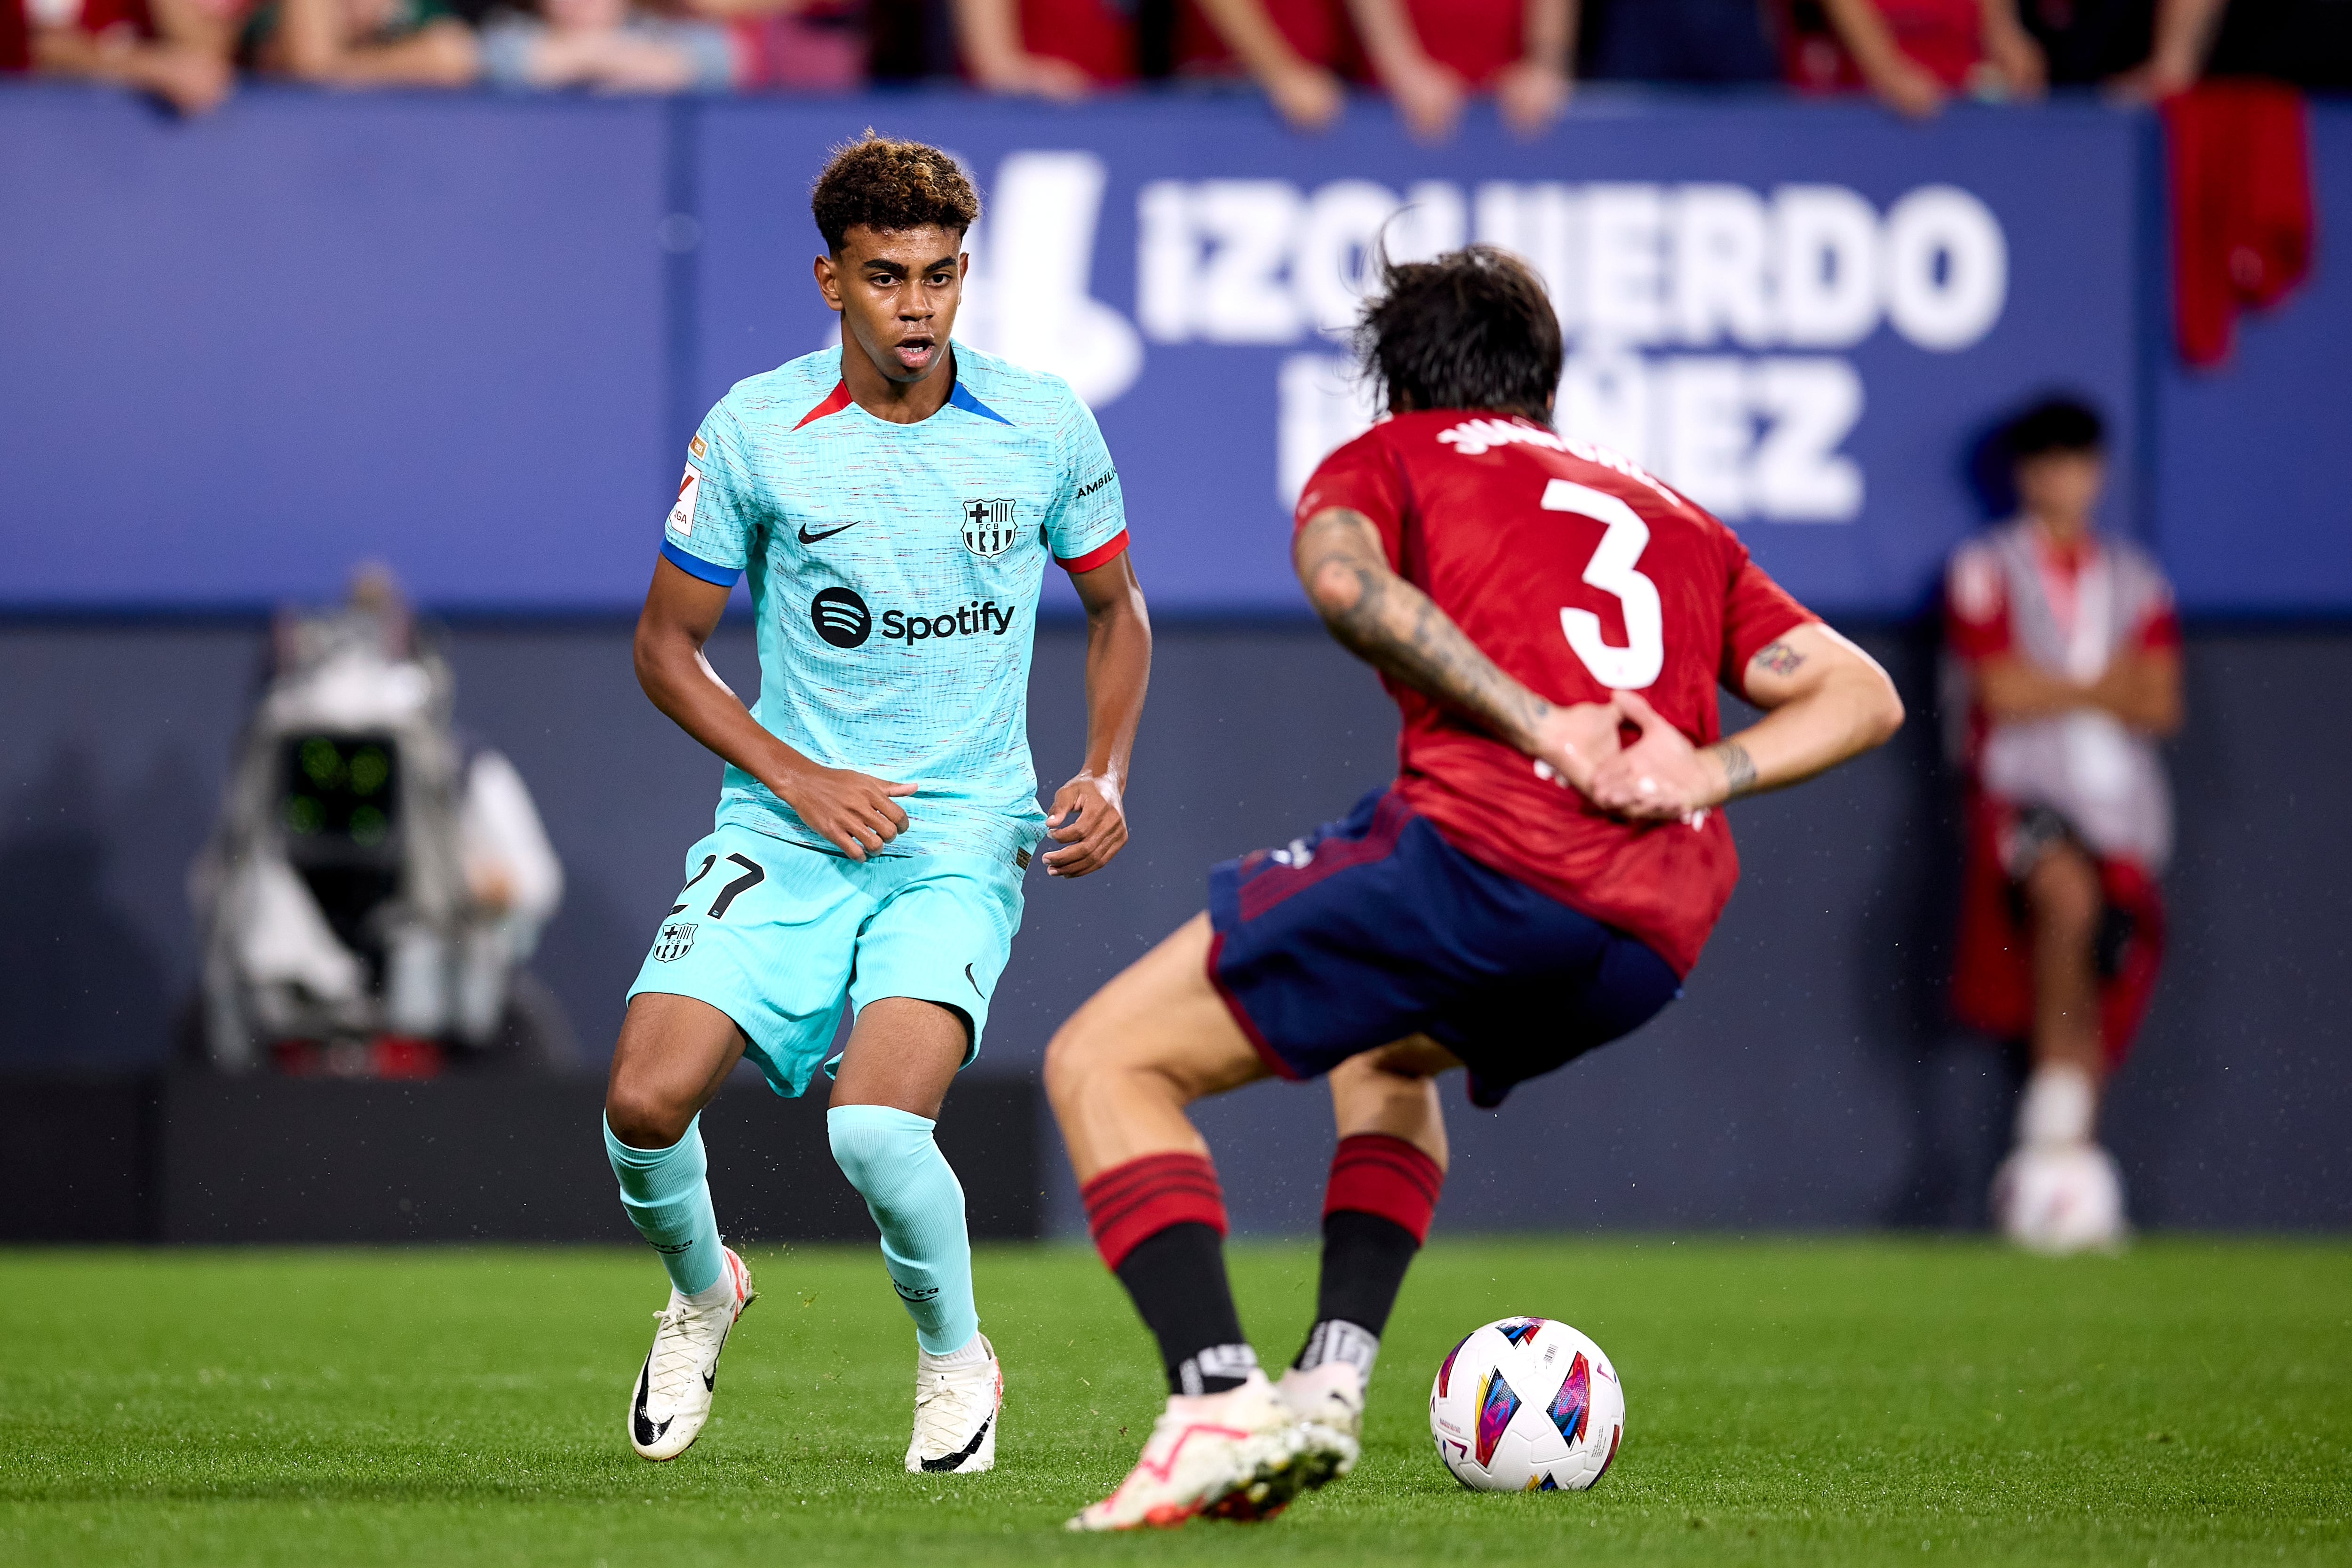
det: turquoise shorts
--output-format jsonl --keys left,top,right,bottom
{"left": 626, "top": 823, "right": 1025, "bottom": 1098}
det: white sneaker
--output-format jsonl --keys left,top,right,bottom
{"left": 627, "top": 1246, "right": 754, "bottom": 1461}
{"left": 906, "top": 1332, "right": 1002, "bottom": 1474}
{"left": 1993, "top": 1141, "right": 2130, "bottom": 1256}
{"left": 1275, "top": 1359, "right": 1366, "bottom": 1445}
{"left": 1068, "top": 1370, "right": 1357, "bottom": 1531}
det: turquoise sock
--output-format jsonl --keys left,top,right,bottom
{"left": 827, "top": 1105, "right": 978, "bottom": 1354}
{"left": 603, "top": 1114, "right": 724, "bottom": 1296}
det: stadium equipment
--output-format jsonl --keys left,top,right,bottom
{"left": 188, "top": 577, "right": 569, "bottom": 1075}
{"left": 1429, "top": 1317, "right": 1624, "bottom": 1492}
{"left": 628, "top": 1246, "right": 755, "bottom": 1461}
{"left": 1992, "top": 1142, "right": 2130, "bottom": 1256}
{"left": 905, "top": 1333, "right": 1003, "bottom": 1473}
{"left": 1067, "top": 1370, "right": 1356, "bottom": 1530}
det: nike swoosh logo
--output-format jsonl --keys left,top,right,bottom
{"left": 704, "top": 1313, "right": 735, "bottom": 1392}
{"left": 632, "top": 1355, "right": 673, "bottom": 1447}
{"left": 964, "top": 963, "right": 985, "bottom": 998}
{"left": 798, "top": 521, "right": 862, "bottom": 544}
{"left": 921, "top": 1411, "right": 993, "bottom": 1473}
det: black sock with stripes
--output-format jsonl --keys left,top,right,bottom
{"left": 1112, "top": 1223, "right": 1257, "bottom": 1396}
{"left": 1293, "top": 1211, "right": 1421, "bottom": 1376}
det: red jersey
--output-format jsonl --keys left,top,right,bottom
{"left": 1782, "top": 0, "right": 1983, "bottom": 91}
{"left": 1403, "top": 0, "right": 1521, "bottom": 87}
{"left": 1295, "top": 411, "right": 1815, "bottom": 974}
{"left": 6, "top": 0, "right": 152, "bottom": 62}
{"left": 1176, "top": 0, "right": 1360, "bottom": 76}
{"left": 1018, "top": 0, "right": 1133, "bottom": 83}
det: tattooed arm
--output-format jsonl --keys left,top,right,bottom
{"left": 1295, "top": 507, "right": 1623, "bottom": 796}
{"left": 1588, "top": 622, "right": 1906, "bottom": 821}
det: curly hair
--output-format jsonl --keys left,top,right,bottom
{"left": 1355, "top": 244, "right": 1561, "bottom": 423}
{"left": 809, "top": 131, "right": 981, "bottom": 253}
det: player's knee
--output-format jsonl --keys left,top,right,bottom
{"left": 2026, "top": 848, "right": 2101, "bottom": 943}
{"left": 1041, "top": 1018, "right": 1097, "bottom": 1116}
{"left": 826, "top": 1109, "right": 935, "bottom": 1209}
{"left": 1329, "top": 1051, "right": 1450, "bottom": 1170}
{"left": 604, "top": 1076, "right": 694, "bottom": 1151}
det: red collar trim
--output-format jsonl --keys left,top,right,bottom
{"left": 792, "top": 380, "right": 856, "bottom": 430}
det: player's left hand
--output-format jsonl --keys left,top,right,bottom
{"left": 1043, "top": 771, "right": 1127, "bottom": 878}
{"left": 1588, "top": 689, "right": 1725, "bottom": 822}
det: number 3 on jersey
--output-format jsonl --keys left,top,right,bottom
{"left": 1543, "top": 478, "right": 1663, "bottom": 689}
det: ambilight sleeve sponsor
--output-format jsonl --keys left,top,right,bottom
{"left": 1044, "top": 391, "right": 1128, "bottom": 567}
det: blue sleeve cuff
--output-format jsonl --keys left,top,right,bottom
{"left": 660, "top": 539, "right": 743, "bottom": 587}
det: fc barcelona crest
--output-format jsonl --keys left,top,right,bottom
{"left": 652, "top": 920, "right": 698, "bottom": 963}
{"left": 961, "top": 498, "right": 1019, "bottom": 559}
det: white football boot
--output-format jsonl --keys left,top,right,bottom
{"left": 1275, "top": 1358, "right": 1366, "bottom": 1446}
{"left": 627, "top": 1245, "right": 754, "bottom": 1461}
{"left": 1068, "top": 1370, "right": 1357, "bottom": 1531}
{"left": 1991, "top": 1065, "right": 2129, "bottom": 1255}
{"left": 1993, "top": 1142, "right": 2130, "bottom": 1255}
{"left": 906, "top": 1332, "right": 1002, "bottom": 1474}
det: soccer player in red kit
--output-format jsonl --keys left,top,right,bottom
{"left": 1044, "top": 245, "right": 1906, "bottom": 1530}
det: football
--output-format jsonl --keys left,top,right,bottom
{"left": 1428, "top": 1316, "right": 1625, "bottom": 1492}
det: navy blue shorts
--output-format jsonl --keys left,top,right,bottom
{"left": 1207, "top": 789, "right": 1682, "bottom": 1107}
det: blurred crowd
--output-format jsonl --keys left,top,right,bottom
{"left": 1, "top": 0, "right": 2343, "bottom": 125}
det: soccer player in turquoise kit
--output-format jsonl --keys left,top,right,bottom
{"left": 602, "top": 134, "right": 1151, "bottom": 1472}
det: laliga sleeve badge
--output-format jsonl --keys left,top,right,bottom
{"left": 669, "top": 464, "right": 702, "bottom": 537}
{"left": 689, "top": 434, "right": 707, "bottom": 459}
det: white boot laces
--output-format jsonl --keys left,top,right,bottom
{"left": 913, "top": 1361, "right": 990, "bottom": 1445}
{"left": 645, "top": 1298, "right": 719, "bottom": 1414}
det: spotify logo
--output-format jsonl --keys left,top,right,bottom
{"left": 810, "top": 586, "right": 872, "bottom": 648}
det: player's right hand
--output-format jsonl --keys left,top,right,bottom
{"left": 776, "top": 765, "right": 915, "bottom": 861}
{"left": 1527, "top": 699, "right": 1625, "bottom": 800}
{"left": 1587, "top": 689, "right": 1717, "bottom": 821}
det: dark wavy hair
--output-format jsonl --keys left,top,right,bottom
{"left": 810, "top": 131, "right": 980, "bottom": 253}
{"left": 2003, "top": 395, "right": 2106, "bottom": 461}
{"left": 1354, "top": 244, "right": 1562, "bottom": 423}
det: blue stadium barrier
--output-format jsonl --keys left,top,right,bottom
{"left": 0, "top": 83, "right": 2346, "bottom": 616}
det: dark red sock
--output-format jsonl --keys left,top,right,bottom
{"left": 1296, "top": 1135, "right": 1445, "bottom": 1371}
{"left": 1081, "top": 1150, "right": 1228, "bottom": 1268}
{"left": 1322, "top": 1132, "right": 1444, "bottom": 1242}
{"left": 1083, "top": 1152, "right": 1254, "bottom": 1395}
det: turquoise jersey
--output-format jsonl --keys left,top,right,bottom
{"left": 658, "top": 345, "right": 1129, "bottom": 867}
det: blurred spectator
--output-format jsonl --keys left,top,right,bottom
{"left": 1176, "top": 0, "right": 1353, "bottom": 130}
{"left": 248, "top": 0, "right": 477, "bottom": 83}
{"left": 950, "top": 0, "right": 1125, "bottom": 97}
{"left": 1944, "top": 397, "right": 2180, "bottom": 1253}
{"left": 1580, "top": 0, "right": 1779, "bottom": 83}
{"left": 705, "top": 0, "right": 862, "bottom": 89}
{"left": 1784, "top": 0, "right": 2047, "bottom": 116}
{"left": 479, "top": 0, "right": 733, "bottom": 90}
{"left": 2114, "top": 0, "right": 2352, "bottom": 96}
{"left": 1347, "top": 0, "right": 1575, "bottom": 139}
{"left": 3, "top": 0, "right": 233, "bottom": 113}
{"left": 2014, "top": 0, "right": 2152, "bottom": 85}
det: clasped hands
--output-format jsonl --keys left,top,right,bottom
{"left": 1529, "top": 690, "right": 1730, "bottom": 823}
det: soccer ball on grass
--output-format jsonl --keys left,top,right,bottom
{"left": 1428, "top": 1316, "right": 1624, "bottom": 1492}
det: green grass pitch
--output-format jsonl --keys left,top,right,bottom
{"left": 2, "top": 1238, "right": 2345, "bottom": 1566}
